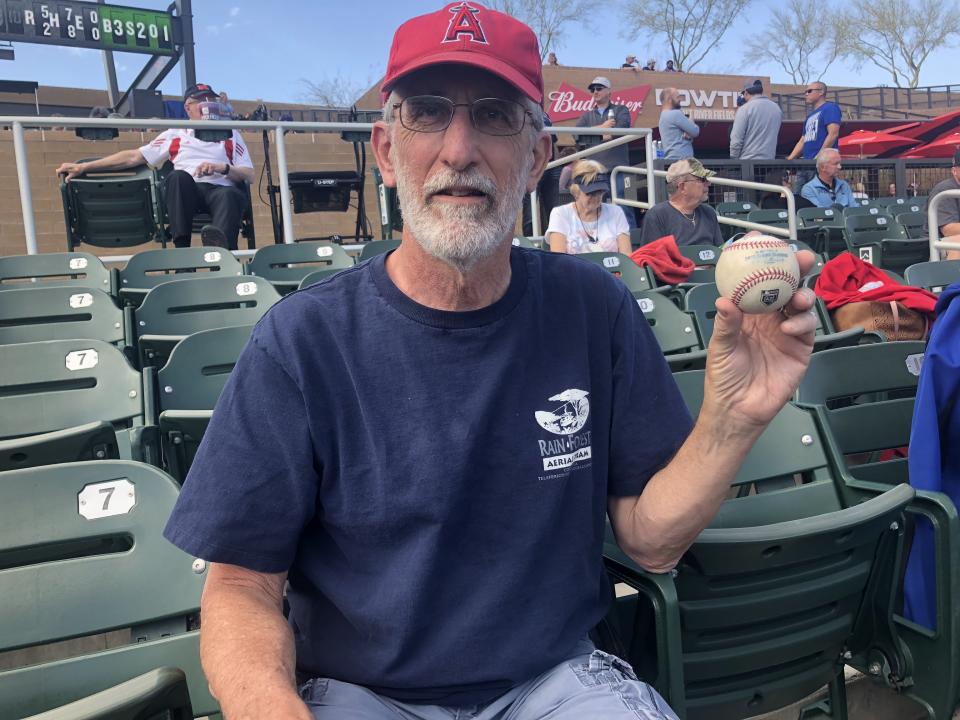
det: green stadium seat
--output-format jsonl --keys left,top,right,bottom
{"left": 632, "top": 291, "right": 702, "bottom": 364}
{"left": 895, "top": 211, "right": 927, "bottom": 240}
{"left": 904, "top": 259, "right": 960, "bottom": 293}
{"left": 843, "top": 214, "right": 910, "bottom": 268}
{"left": 0, "top": 339, "right": 158, "bottom": 470}
{"left": 606, "top": 369, "right": 915, "bottom": 718}
{"left": 358, "top": 239, "right": 401, "bottom": 261}
{"left": 877, "top": 197, "right": 915, "bottom": 210}
{"left": 0, "top": 252, "right": 113, "bottom": 294}
{"left": 843, "top": 205, "right": 887, "bottom": 219}
{"left": 134, "top": 276, "right": 278, "bottom": 369}
{"left": 118, "top": 246, "right": 244, "bottom": 307}
{"left": 798, "top": 207, "right": 845, "bottom": 257}
{"left": 511, "top": 236, "right": 538, "bottom": 249}
{"left": 715, "top": 201, "right": 755, "bottom": 218}
{"left": 0, "top": 286, "right": 129, "bottom": 352}
{"left": 746, "top": 208, "right": 792, "bottom": 229}
{"left": 60, "top": 163, "right": 165, "bottom": 251}
{"left": 157, "top": 325, "right": 253, "bottom": 483}
{"left": 677, "top": 244, "right": 719, "bottom": 267}
{"left": 247, "top": 241, "right": 354, "bottom": 293}
{"left": 0, "top": 460, "right": 217, "bottom": 719}
{"left": 576, "top": 252, "right": 657, "bottom": 295}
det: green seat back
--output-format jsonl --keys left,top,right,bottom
{"left": 511, "top": 236, "right": 538, "bottom": 249}
{"left": 576, "top": 252, "right": 656, "bottom": 294}
{"left": 677, "top": 244, "right": 720, "bottom": 267}
{"left": 135, "top": 276, "right": 278, "bottom": 368}
{"left": 61, "top": 166, "right": 162, "bottom": 250}
{"left": 876, "top": 238, "right": 933, "bottom": 275}
{"left": 247, "top": 242, "right": 353, "bottom": 291}
{"left": 634, "top": 292, "right": 701, "bottom": 355}
{"left": 0, "top": 339, "right": 150, "bottom": 470}
{"left": 746, "top": 208, "right": 792, "bottom": 228}
{"left": 358, "top": 239, "right": 401, "bottom": 261}
{"left": 157, "top": 325, "right": 252, "bottom": 482}
{"left": 904, "top": 259, "right": 960, "bottom": 293}
{"left": 0, "top": 460, "right": 217, "bottom": 718}
{"left": 843, "top": 215, "right": 910, "bottom": 268}
{"left": 798, "top": 207, "right": 842, "bottom": 227}
{"left": 0, "top": 287, "right": 124, "bottom": 346}
{"left": 895, "top": 211, "right": 927, "bottom": 239}
{"left": 795, "top": 342, "right": 925, "bottom": 485}
{"left": 118, "top": 247, "right": 243, "bottom": 305}
{"left": 715, "top": 201, "right": 755, "bottom": 218}
{"left": 843, "top": 205, "right": 887, "bottom": 219}
{"left": 0, "top": 252, "right": 112, "bottom": 293}
{"left": 878, "top": 197, "right": 922, "bottom": 211}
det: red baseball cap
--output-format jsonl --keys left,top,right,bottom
{"left": 381, "top": 2, "right": 543, "bottom": 105}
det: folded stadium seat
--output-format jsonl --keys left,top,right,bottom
{"left": 0, "top": 286, "right": 131, "bottom": 355}
{"left": 358, "top": 239, "right": 401, "bottom": 262}
{"left": 904, "top": 259, "right": 960, "bottom": 294}
{"left": 746, "top": 207, "right": 791, "bottom": 229}
{"left": 0, "top": 251, "right": 114, "bottom": 295}
{"left": 133, "top": 275, "right": 279, "bottom": 369}
{"left": 784, "top": 237, "right": 827, "bottom": 275}
{"left": 0, "top": 339, "right": 158, "bottom": 471}
{"left": 247, "top": 241, "right": 354, "bottom": 294}
{"left": 683, "top": 283, "right": 863, "bottom": 353}
{"left": 842, "top": 215, "right": 925, "bottom": 273}
{"left": 117, "top": 246, "right": 244, "bottom": 308}
{"left": 715, "top": 201, "right": 756, "bottom": 240}
{"left": 796, "top": 343, "right": 960, "bottom": 719}
{"left": 156, "top": 325, "right": 254, "bottom": 483}
{"left": 60, "top": 162, "right": 165, "bottom": 252}
{"left": 604, "top": 368, "right": 915, "bottom": 719}
{"left": 575, "top": 252, "right": 658, "bottom": 296}
{"left": 799, "top": 207, "right": 846, "bottom": 258}
{"left": 843, "top": 205, "right": 887, "bottom": 219}
{"left": 878, "top": 197, "right": 925, "bottom": 213}
{"left": 630, "top": 291, "right": 704, "bottom": 371}
{"left": 895, "top": 211, "right": 928, "bottom": 239}
{"left": 0, "top": 460, "right": 218, "bottom": 719}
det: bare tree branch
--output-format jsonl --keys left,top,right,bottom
{"left": 621, "top": 0, "right": 752, "bottom": 72}
{"left": 839, "top": 0, "right": 960, "bottom": 88}
{"left": 744, "top": 0, "right": 844, "bottom": 84}
{"left": 300, "top": 75, "right": 370, "bottom": 108}
{"left": 487, "top": 0, "right": 593, "bottom": 60}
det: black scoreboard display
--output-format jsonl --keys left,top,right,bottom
{"left": 0, "top": 1, "right": 179, "bottom": 55}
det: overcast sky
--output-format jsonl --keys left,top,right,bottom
{"left": 3, "top": 0, "right": 957, "bottom": 104}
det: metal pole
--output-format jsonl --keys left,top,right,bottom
{"left": 13, "top": 121, "right": 39, "bottom": 255}
{"left": 98, "top": 0, "right": 120, "bottom": 109}
{"left": 644, "top": 131, "right": 656, "bottom": 206}
{"left": 176, "top": 0, "right": 197, "bottom": 92}
{"left": 274, "top": 127, "right": 296, "bottom": 244}
{"left": 530, "top": 188, "right": 541, "bottom": 237}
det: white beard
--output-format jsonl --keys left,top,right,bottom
{"left": 391, "top": 147, "right": 533, "bottom": 274}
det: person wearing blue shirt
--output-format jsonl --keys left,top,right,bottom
{"left": 162, "top": 5, "right": 818, "bottom": 719}
{"left": 786, "top": 81, "right": 841, "bottom": 161}
{"left": 801, "top": 148, "right": 857, "bottom": 208}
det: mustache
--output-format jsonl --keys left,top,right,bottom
{"left": 423, "top": 170, "right": 497, "bottom": 200}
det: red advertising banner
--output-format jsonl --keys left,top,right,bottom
{"left": 546, "top": 82, "right": 652, "bottom": 124}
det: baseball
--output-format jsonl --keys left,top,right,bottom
{"left": 715, "top": 235, "right": 800, "bottom": 314}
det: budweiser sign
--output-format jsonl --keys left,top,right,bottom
{"left": 546, "top": 82, "right": 652, "bottom": 123}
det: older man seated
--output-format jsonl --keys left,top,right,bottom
{"left": 639, "top": 158, "right": 724, "bottom": 246}
{"left": 800, "top": 148, "right": 857, "bottom": 209}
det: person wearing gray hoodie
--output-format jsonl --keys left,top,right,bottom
{"left": 730, "top": 79, "right": 783, "bottom": 160}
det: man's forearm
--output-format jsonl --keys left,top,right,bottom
{"left": 200, "top": 566, "right": 310, "bottom": 720}
{"left": 819, "top": 129, "right": 839, "bottom": 154}
{"left": 610, "top": 408, "right": 763, "bottom": 573}
{"left": 81, "top": 149, "right": 145, "bottom": 172}
{"left": 227, "top": 165, "right": 255, "bottom": 184}
{"left": 786, "top": 138, "right": 804, "bottom": 160}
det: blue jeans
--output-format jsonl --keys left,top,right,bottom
{"left": 299, "top": 640, "right": 677, "bottom": 719}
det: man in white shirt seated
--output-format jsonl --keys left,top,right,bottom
{"left": 57, "top": 83, "right": 255, "bottom": 250}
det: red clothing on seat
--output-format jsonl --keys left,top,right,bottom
{"left": 630, "top": 235, "right": 694, "bottom": 285}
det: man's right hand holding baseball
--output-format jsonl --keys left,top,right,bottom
{"left": 56, "top": 162, "right": 87, "bottom": 181}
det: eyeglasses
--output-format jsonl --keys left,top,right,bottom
{"left": 804, "top": 88, "right": 822, "bottom": 94}
{"left": 392, "top": 95, "right": 533, "bottom": 136}
{"left": 682, "top": 176, "right": 708, "bottom": 184}
{"left": 589, "top": 87, "right": 607, "bottom": 93}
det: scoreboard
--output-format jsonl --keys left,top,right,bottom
{"left": 0, "top": 1, "right": 179, "bottom": 55}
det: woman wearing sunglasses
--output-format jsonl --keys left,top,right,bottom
{"left": 546, "top": 159, "right": 631, "bottom": 255}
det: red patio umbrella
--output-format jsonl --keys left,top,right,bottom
{"left": 838, "top": 129, "right": 918, "bottom": 158}
{"left": 905, "top": 130, "right": 960, "bottom": 158}
{"left": 888, "top": 108, "right": 960, "bottom": 143}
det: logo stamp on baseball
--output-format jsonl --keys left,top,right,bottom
{"left": 716, "top": 236, "right": 800, "bottom": 314}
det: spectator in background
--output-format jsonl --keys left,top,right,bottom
{"left": 759, "top": 169, "right": 814, "bottom": 210}
{"left": 621, "top": 55, "right": 638, "bottom": 69}
{"left": 523, "top": 109, "right": 561, "bottom": 237}
{"left": 643, "top": 58, "right": 656, "bottom": 71}
{"left": 639, "top": 158, "right": 724, "bottom": 247}
{"left": 664, "top": 60, "right": 678, "bottom": 72}
{"left": 546, "top": 159, "right": 631, "bottom": 255}
{"left": 888, "top": 182, "right": 898, "bottom": 197}
{"left": 786, "top": 81, "right": 841, "bottom": 162}
{"left": 729, "top": 79, "right": 783, "bottom": 160}
{"left": 58, "top": 82, "right": 255, "bottom": 250}
{"left": 852, "top": 181, "right": 869, "bottom": 201}
{"left": 546, "top": 51, "right": 559, "bottom": 65}
{"left": 658, "top": 88, "right": 699, "bottom": 160}
{"left": 218, "top": 92, "right": 235, "bottom": 119}
{"left": 575, "top": 76, "right": 636, "bottom": 228}
{"left": 927, "top": 149, "right": 960, "bottom": 259}
{"left": 800, "top": 148, "right": 856, "bottom": 208}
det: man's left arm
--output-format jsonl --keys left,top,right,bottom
{"left": 608, "top": 252, "right": 818, "bottom": 572}
{"left": 225, "top": 131, "right": 255, "bottom": 184}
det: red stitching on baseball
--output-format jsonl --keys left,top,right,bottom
{"left": 730, "top": 268, "right": 799, "bottom": 306}
{"left": 727, "top": 240, "right": 789, "bottom": 252}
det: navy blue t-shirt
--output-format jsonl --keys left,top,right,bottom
{"left": 163, "top": 247, "right": 692, "bottom": 705}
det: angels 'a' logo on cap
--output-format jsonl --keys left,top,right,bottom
{"left": 442, "top": 2, "right": 488, "bottom": 44}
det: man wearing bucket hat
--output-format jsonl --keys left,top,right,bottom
{"left": 163, "top": 4, "right": 817, "bottom": 719}
{"left": 56, "top": 82, "right": 254, "bottom": 250}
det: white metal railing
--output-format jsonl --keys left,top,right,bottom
{"left": 927, "top": 188, "right": 960, "bottom": 261}
{"left": 530, "top": 127, "right": 655, "bottom": 238}
{"left": 3, "top": 115, "right": 376, "bottom": 254}
{"left": 611, "top": 166, "right": 798, "bottom": 241}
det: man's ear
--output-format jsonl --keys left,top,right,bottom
{"left": 525, "top": 132, "right": 553, "bottom": 194}
{"left": 370, "top": 121, "right": 397, "bottom": 187}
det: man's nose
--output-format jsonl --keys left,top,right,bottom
{"left": 437, "top": 106, "right": 482, "bottom": 170}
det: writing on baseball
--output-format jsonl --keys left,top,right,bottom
{"left": 715, "top": 236, "right": 801, "bottom": 314}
